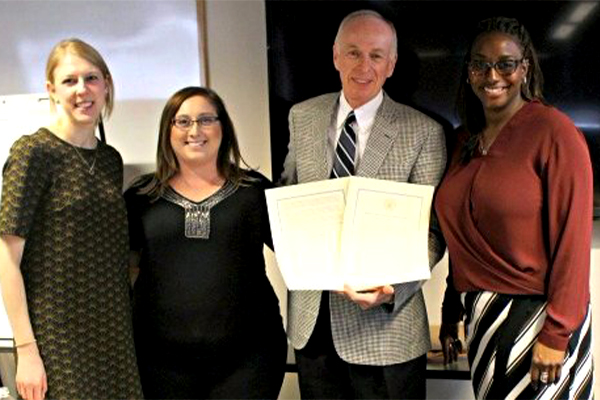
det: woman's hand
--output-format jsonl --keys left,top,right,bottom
{"left": 439, "top": 322, "right": 463, "bottom": 364}
{"left": 530, "top": 341, "right": 565, "bottom": 387}
{"left": 16, "top": 343, "right": 47, "bottom": 400}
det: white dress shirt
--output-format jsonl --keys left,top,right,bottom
{"left": 328, "top": 91, "right": 383, "bottom": 170}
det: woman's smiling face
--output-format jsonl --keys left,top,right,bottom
{"left": 47, "top": 53, "right": 108, "bottom": 128}
{"left": 468, "top": 32, "right": 529, "bottom": 113}
{"left": 170, "top": 95, "right": 222, "bottom": 169}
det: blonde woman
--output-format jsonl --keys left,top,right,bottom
{"left": 0, "top": 39, "right": 142, "bottom": 400}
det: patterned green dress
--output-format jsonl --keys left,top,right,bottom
{"left": 0, "top": 128, "right": 142, "bottom": 399}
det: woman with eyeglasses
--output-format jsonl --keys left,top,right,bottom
{"left": 434, "top": 17, "right": 593, "bottom": 399}
{"left": 124, "top": 86, "right": 287, "bottom": 399}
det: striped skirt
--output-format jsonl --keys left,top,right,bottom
{"left": 462, "top": 292, "right": 594, "bottom": 399}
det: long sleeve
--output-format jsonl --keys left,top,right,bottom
{"left": 278, "top": 107, "right": 299, "bottom": 186}
{"left": 537, "top": 121, "right": 592, "bottom": 350}
{"left": 441, "top": 259, "right": 465, "bottom": 324}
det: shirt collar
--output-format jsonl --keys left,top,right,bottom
{"left": 337, "top": 91, "right": 384, "bottom": 130}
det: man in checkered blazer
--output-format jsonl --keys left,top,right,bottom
{"left": 280, "top": 9, "right": 447, "bottom": 399}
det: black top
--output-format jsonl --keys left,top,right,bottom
{"left": 124, "top": 171, "right": 284, "bottom": 356}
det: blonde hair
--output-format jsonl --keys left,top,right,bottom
{"left": 45, "top": 38, "right": 114, "bottom": 118}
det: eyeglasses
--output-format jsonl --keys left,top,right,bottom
{"left": 467, "top": 58, "right": 526, "bottom": 76}
{"left": 172, "top": 115, "right": 220, "bottom": 130}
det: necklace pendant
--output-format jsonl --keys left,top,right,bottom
{"left": 70, "top": 142, "right": 99, "bottom": 175}
{"left": 162, "top": 181, "right": 237, "bottom": 240}
{"left": 184, "top": 205, "right": 210, "bottom": 239}
{"left": 478, "top": 138, "right": 488, "bottom": 156}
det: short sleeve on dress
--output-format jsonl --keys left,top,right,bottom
{"left": 0, "top": 135, "right": 51, "bottom": 238}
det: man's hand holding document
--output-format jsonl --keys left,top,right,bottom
{"left": 266, "top": 176, "right": 434, "bottom": 291}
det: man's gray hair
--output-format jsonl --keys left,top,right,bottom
{"left": 334, "top": 9, "right": 398, "bottom": 57}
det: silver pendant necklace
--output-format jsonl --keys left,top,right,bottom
{"left": 71, "top": 143, "right": 98, "bottom": 174}
{"left": 478, "top": 136, "right": 488, "bottom": 156}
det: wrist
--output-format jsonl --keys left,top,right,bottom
{"left": 15, "top": 339, "right": 38, "bottom": 354}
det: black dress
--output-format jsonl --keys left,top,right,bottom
{"left": 0, "top": 129, "right": 143, "bottom": 399}
{"left": 125, "top": 171, "right": 287, "bottom": 399}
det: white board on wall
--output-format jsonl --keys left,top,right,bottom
{"left": 0, "top": 0, "right": 203, "bottom": 167}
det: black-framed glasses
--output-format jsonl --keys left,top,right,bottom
{"left": 172, "top": 115, "right": 220, "bottom": 130}
{"left": 467, "top": 58, "right": 526, "bottom": 76}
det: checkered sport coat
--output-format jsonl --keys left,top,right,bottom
{"left": 281, "top": 92, "right": 447, "bottom": 366}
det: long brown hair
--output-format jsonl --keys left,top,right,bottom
{"left": 457, "top": 17, "right": 545, "bottom": 163}
{"left": 137, "top": 86, "right": 251, "bottom": 199}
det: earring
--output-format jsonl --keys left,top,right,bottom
{"left": 466, "top": 77, "right": 470, "bottom": 84}
{"left": 523, "top": 76, "right": 527, "bottom": 84}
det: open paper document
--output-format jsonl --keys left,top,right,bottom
{"left": 266, "top": 177, "right": 434, "bottom": 290}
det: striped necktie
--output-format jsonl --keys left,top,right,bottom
{"left": 330, "top": 111, "right": 356, "bottom": 178}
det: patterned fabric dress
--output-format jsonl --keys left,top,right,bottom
{"left": 0, "top": 128, "right": 142, "bottom": 399}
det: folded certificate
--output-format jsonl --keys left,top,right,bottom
{"left": 266, "top": 177, "right": 434, "bottom": 290}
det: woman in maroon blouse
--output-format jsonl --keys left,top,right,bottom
{"left": 435, "top": 17, "right": 593, "bottom": 399}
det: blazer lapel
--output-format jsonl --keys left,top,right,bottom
{"left": 311, "top": 95, "right": 339, "bottom": 180}
{"left": 357, "top": 95, "right": 399, "bottom": 178}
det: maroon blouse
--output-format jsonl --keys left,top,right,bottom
{"left": 435, "top": 101, "right": 593, "bottom": 350}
